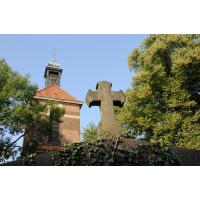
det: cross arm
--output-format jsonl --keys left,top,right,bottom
{"left": 85, "top": 90, "right": 102, "bottom": 107}
{"left": 111, "top": 91, "right": 126, "bottom": 107}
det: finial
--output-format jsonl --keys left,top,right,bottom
{"left": 47, "top": 49, "right": 61, "bottom": 69}
{"left": 52, "top": 48, "right": 56, "bottom": 62}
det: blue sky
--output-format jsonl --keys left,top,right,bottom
{"left": 0, "top": 34, "right": 147, "bottom": 139}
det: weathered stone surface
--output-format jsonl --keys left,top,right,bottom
{"left": 86, "top": 81, "right": 125, "bottom": 136}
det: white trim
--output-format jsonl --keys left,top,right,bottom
{"left": 34, "top": 96, "right": 83, "bottom": 105}
{"left": 63, "top": 114, "right": 80, "bottom": 119}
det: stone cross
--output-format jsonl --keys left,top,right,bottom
{"left": 86, "top": 81, "right": 126, "bottom": 137}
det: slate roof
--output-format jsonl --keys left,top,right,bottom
{"left": 35, "top": 84, "right": 82, "bottom": 103}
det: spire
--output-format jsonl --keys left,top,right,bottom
{"left": 47, "top": 54, "right": 61, "bottom": 69}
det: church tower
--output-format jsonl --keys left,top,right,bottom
{"left": 44, "top": 58, "right": 63, "bottom": 87}
{"left": 23, "top": 57, "right": 83, "bottom": 152}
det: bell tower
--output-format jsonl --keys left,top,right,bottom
{"left": 44, "top": 57, "right": 63, "bottom": 87}
{"left": 23, "top": 56, "right": 83, "bottom": 154}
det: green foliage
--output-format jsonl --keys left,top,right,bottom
{"left": 0, "top": 59, "right": 41, "bottom": 162}
{"left": 22, "top": 103, "right": 65, "bottom": 155}
{"left": 83, "top": 122, "right": 98, "bottom": 143}
{"left": 52, "top": 137, "right": 180, "bottom": 166}
{"left": 0, "top": 59, "right": 65, "bottom": 162}
{"left": 0, "top": 59, "right": 39, "bottom": 134}
{"left": 22, "top": 153, "right": 37, "bottom": 166}
{"left": 117, "top": 35, "right": 200, "bottom": 149}
{"left": 83, "top": 122, "right": 117, "bottom": 143}
{"left": 0, "top": 134, "right": 19, "bottom": 163}
{"left": 49, "top": 104, "right": 65, "bottom": 123}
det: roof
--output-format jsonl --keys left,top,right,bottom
{"left": 35, "top": 85, "right": 82, "bottom": 104}
{"left": 47, "top": 58, "right": 61, "bottom": 69}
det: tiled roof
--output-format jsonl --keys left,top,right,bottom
{"left": 36, "top": 85, "right": 80, "bottom": 103}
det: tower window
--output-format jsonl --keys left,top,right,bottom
{"left": 49, "top": 71, "right": 59, "bottom": 76}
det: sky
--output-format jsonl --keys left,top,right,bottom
{"left": 0, "top": 0, "right": 198, "bottom": 197}
{"left": 0, "top": 34, "right": 147, "bottom": 140}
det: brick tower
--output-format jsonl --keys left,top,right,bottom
{"left": 23, "top": 58, "right": 83, "bottom": 152}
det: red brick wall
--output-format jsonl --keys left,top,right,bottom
{"left": 59, "top": 102, "right": 81, "bottom": 143}
{"left": 23, "top": 98, "right": 82, "bottom": 152}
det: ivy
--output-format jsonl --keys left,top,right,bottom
{"left": 49, "top": 137, "right": 181, "bottom": 166}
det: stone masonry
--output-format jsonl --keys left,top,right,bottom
{"left": 86, "top": 81, "right": 125, "bottom": 137}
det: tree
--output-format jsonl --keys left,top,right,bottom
{"left": 0, "top": 59, "right": 39, "bottom": 162}
{"left": 83, "top": 122, "right": 115, "bottom": 143}
{"left": 116, "top": 35, "right": 200, "bottom": 149}
{"left": 0, "top": 59, "right": 65, "bottom": 163}
{"left": 83, "top": 122, "right": 98, "bottom": 143}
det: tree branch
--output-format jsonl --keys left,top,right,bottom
{"left": 5, "top": 134, "right": 25, "bottom": 151}
{"left": 112, "top": 137, "right": 119, "bottom": 156}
